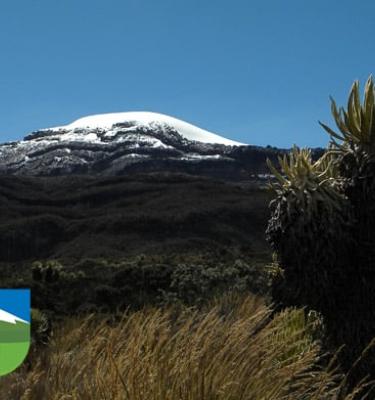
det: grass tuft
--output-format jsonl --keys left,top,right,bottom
{"left": 0, "top": 293, "right": 370, "bottom": 399}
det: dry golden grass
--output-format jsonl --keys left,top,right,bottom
{"left": 0, "top": 293, "right": 370, "bottom": 399}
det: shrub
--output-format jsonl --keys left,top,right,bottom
{"left": 30, "top": 308, "right": 51, "bottom": 346}
{"left": 266, "top": 76, "right": 375, "bottom": 380}
{"left": 28, "top": 256, "right": 269, "bottom": 316}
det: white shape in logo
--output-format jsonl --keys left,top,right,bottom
{"left": 0, "top": 309, "right": 28, "bottom": 325}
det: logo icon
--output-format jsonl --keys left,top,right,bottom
{"left": 0, "top": 289, "right": 30, "bottom": 376}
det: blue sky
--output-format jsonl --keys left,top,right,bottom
{"left": 0, "top": 0, "right": 374, "bottom": 148}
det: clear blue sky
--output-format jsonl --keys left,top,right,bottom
{"left": 0, "top": 0, "right": 374, "bottom": 148}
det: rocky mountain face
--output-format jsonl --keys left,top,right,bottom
{"left": 0, "top": 113, "right": 284, "bottom": 180}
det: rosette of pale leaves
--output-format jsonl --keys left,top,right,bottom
{"left": 265, "top": 145, "right": 353, "bottom": 317}
{"left": 266, "top": 146, "right": 345, "bottom": 221}
{"left": 320, "top": 76, "right": 375, "bottom": 158}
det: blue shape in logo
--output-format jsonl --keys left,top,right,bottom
{"left": 0, "top": 289, "right": 30, "bottom": 322}
{"left": 0, "top": 289, "right": 31, "bottom": 376}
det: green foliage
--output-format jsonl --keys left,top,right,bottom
{"left": 266, "top": 147, "right": 352, "bottom": 310}
{"left": 162, "top": 259, "right": 269, "bottom": 305}
{"left": 267, "top": 76, "right": 375, "bottom": 383}
{"left": 30, "top": 308, "right": 51, "bottom": 345}
{"left": 320, "top": 76, "right": 375, "bottom": 155}
{"left": 267, "top": 146, "right": 345, "bottom": 220}
{"left": 27, "top": 256, "right": 269, "bottom": 317}
{"left": 31, "top": 260, "right": 88, "bottom": 314}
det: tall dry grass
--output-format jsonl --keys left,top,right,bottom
{"left": 0, "top": 293, "right": 371, "bottom": 399}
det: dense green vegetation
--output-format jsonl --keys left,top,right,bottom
{"left": 267, "top": 76, "right": 375, "bottom": 383}
{"left": 0, "top": 173, "right": 270, "bottom": 262}
{"left": 27, "top": 256, "right": 269, "bottom": 315}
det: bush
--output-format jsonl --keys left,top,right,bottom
{"left": 30, "top": 308, "right": 51, "bottom": 346}
{"left": 29, "top": 256, "right": 269, "bottom": 316}
{"left": 266, "top": 76, "right": 375, "bottom": 381}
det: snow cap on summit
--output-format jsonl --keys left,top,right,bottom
{"left": 50, "top": 112, "right": 246, "bottom": 146}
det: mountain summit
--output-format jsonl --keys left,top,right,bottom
{"left": 0, "top": 112, "right": 280, "bottom": 178}
{"left": 49, "top": 112, "right": 246, "bottom": 146}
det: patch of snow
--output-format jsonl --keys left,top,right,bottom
{"left": 58, "top": 131, "right": 100, "bottom": 143}
{"left": 103, "top": 130, "right": 118, "bottom": 138}
{"left": 125, "top": 153, "right": 148, "bottom": 158}
{"left": 103, "top": 126, "right": 140, "bottom": 138}
{"left": 111, "top": 133, "right": 174, "bottom": 149}
{"left": 180, "top": 153, "right": 223, "bottom": 160}
{"left": 48, "top": 112, "right": 246, "bottom": 146}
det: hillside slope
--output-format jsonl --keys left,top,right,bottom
{"left": 0, "top": 173, "right": 271, "bottom": 263}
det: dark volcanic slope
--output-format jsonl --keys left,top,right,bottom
{"left": 0, "top": 173, "right": 271, "bottom": 262}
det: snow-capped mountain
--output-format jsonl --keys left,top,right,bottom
{"left": 0, "top": 309, "right": 28, "bottom": 325}
{"left": 50, "top": 112, "right": 246, "bottom": 146}
{"left": 0, "top": 112, "right": 279, "bottom": 178}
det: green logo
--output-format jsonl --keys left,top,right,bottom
{"left": 0, "top": 289, "right": 30, "bottom": 376}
